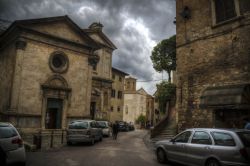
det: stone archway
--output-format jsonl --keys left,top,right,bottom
{"left": 41, "top": 75, "right": 71, "bottom": 129}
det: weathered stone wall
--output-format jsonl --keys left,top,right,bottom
{"left": 176, "top": 0, "right": 250, "bottom": 131}
{"left": 110, "top": 71, "right": 125, "bottom": 122}
{"left": 11, "top": 38, "right": 91, "bottom": 127}
{"left": 0, "top": 42, "right": 16, "bottom": 118}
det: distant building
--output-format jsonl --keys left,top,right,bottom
{"left": 146, "top": 94, "right": 154, "bottom": 126}
{"left": 176, "top": 0, "right": 250, "bottom": 131}
{"left": 123, "top": 76, "right": 154, "bottom": 126}
{"left": 109, "top": 67, "right": 128, "bottom": 122}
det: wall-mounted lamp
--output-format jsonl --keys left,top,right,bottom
{"left": 180, "top": 6, "right": 191, "bottom": 20}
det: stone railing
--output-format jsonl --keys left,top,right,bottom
{"left": 20, "top": 129, "right": 67, "bottom": 150}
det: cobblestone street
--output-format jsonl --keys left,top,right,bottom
{"left": 26, "top": 130, "right": 175, "bottom": 166}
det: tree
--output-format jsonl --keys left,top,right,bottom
{"left": 151, "top": 35, "right": 176, "bottom": 82}
{"left": 136, "top": 114, "right": 146, "bottom": 124}
{"left": 155, "top": 81, "right": 176, "bottom": 113}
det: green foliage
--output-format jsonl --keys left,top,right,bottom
{"left": 155, "top": 81, "right": 176, "bottom": 113}
{"left": 136, "top": 114, "right": 146, "bottom": 124}
{"left": 150, "top": 35, "right": 176, "bottom": 82}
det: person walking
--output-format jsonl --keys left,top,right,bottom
{"left": 112, "top": 121, "right": 119, "bottom": 140}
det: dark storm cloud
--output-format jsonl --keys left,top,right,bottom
{"left": 0, "top": 0, "right": 176, "bottom": 93}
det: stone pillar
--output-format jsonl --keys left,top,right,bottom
{"left": 10, "top": 40, "right": 27, "bottom": 113}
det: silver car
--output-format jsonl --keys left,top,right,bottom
{"left": 155, "top": 128, "right": 250, "bottom": 166}
{"left": 96, "top": 121, "right": 111, "bottom": 137}
{"left": 0, "top": 122, "right": 26, "bottom": 166}
{"left": 67, "top": 120, "right": 103, "bottom": 145}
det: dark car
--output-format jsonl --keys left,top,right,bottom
{"left": 118, "top": 121, "right": 129, "bottom": 132}
{"left": 128, "top": 123, "right": 135, "bottom": 131}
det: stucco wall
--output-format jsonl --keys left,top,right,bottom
{"left": 123, "top": 93, "right": 147, "bottom": 124}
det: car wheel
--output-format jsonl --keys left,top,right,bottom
{"left": 206, "top": 159, "right": 220, "bottom": 166}
{"left": 156, "top": 148, "right": 167, "bottom": 164}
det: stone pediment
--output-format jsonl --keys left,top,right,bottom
{"left": 84, "top": 29, "right": 116, "bottom": 50}
{"left": 137, "top": 88, "right": 148, "bottom": 96}
{"left": 28, "top": 21, "right": 87, "bottom": 45}
{"left": 13, "top": 16, "right": 99, "bottom": 48}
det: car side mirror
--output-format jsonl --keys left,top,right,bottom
{"left": 170, "top": 139, "right": 175, "bottom": 143}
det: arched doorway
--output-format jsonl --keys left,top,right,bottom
{"left": 41, "top": 75, "right": 71, "bottom": 129}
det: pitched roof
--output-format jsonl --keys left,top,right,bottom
{"left": 137, "top": 88, "right": 149, "bottom": 95}
{"left": 0, "top": 15, "right": 100, "bottom": 49}
{"left": 112, "top": 67, "right": 129, "bottom": 76}
{"left": 83, "top": 28, "right": 117, "bottom": 50}
{"left": 0, "top": 19, "right": 11, "bottom": 35}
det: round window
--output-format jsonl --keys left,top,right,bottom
{"left": 49, "top": 51, "right": 69, "bottom": 73}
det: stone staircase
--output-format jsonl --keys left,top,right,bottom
{"left": 151, "top": 126, "right": 176, "bottom": 143}
{"left": 150, "top": 106, "right": 177, "bottom": 143}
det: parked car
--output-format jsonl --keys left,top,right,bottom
{"left": 118, "top": 121, "right": 129, "bottom": 132}
{"left": 155, "top": 128, "right": 250, "bottom": 166}
{"left": 0, "top": 122, "right": 26, "bottom": 166}
{"left": 128, "top": 122, "right": 135, "bottom": 131}
{"left": 67, "top": 120, "right": 103, "bottom": 145}
{"left": 96, "top": 121, "right": 111, "bottom": 137}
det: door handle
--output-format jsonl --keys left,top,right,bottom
{"left": 205, "top": 146, "right": 210, "bottom": 150}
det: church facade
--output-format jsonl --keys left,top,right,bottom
{"left": 0, "top": 16, "right": 116, "bottom": 148}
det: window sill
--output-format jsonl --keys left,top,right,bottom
{"left": 212, "top": 16, "right": 244, "bottom": 29}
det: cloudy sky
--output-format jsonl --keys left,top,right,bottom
{"left": 0, "top": 0, "right": 176, "bottom": 94}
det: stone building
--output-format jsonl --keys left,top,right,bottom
{"left": 123, "top": 76, "right": 154, "bottom": 126}
{"left": 146, "top": 94, "right": 155, "bottom": 126}
{"left": 109, "top": 67, "right": 128, "bottom": 122}
{"left": 0, "top": 16, "right": 115, "bottom": 148}
{"left": 83, "top": 23, "right": 117, "bottom": 120}
{"left": 176, "top": 0, "right": 250, "bottom": 131}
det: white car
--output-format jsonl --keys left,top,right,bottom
{"left": 96, "top": 121, "right": 111, "bottom": 137}
{"left": 0, "top": 122, "right": 26, "bottom": 166}
{"left": 67, "top": 120, "right": 103, "bottom": 145}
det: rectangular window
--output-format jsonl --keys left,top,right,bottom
{"left": 93, "top": 64, "right": 97, "bottom": 71}
{"left": 191, "top": 131, "right": 212, "bottom": 145}
{"left": 240, "top": 0, "right": 250, "bottom": 14}
{"left": 117, "top": 106, "right": 120, "bottom": 112}
{"left": 112, "top": 74, "right": 115, "bottom": 80}
{"left": 110, "top": 106, "right": 114, "bottom": 112}
{"left": 211, "top": 132, "right": 236, "bottom": 146}
{"left": 117, "top": 91, "right": 122, "bottom": 99}
{"left": 214, "top": 0, "right": 237, "bottom": 23}
{"left": 111, "top": 89, "right": 116, "bottom": 98}
{"left": 119, "top": 76, "right": 122, "bottom": 82}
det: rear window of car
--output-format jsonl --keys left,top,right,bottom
{"left": 237, "top": 132, "right": 250, "bottom": 147}
{"left": 97, "top": 122, "right": 108, "bottom": 128}
{"left": 0, "top": 126, "right": 18, "bottom": 138}
{"left": 211, "top": 132, "right": 236, "bottom": 146}
{"left": 69, "top": 122, "right": 88, "bottom": 129}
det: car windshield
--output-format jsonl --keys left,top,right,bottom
{"left": 0, "top": 126, "right": 18, "bottom": 138}
{"left": 237, "top": 132, "right": 250, "bottom": 147}
{"left": 97, "top": 122, "right": 108, "bottom": 128}
{"left": 69, "top": 122, "right": 89, "bottom": 129}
